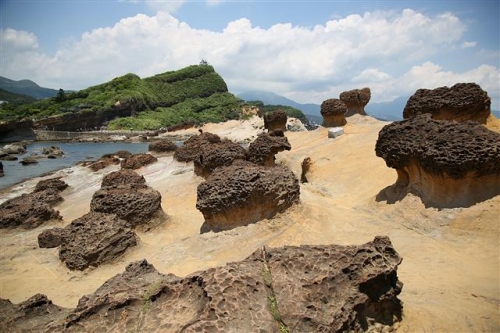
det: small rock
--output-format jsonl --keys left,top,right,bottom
{"left": 328, "top": 127, "right": 344, "bottom": 138}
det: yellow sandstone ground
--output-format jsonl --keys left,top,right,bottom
{"left": 0, "top": 115, "right": 498, "bottom": 332}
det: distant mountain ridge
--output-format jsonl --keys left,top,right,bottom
{"left": 0, "top": 76, "right": 59, "bottom": 100}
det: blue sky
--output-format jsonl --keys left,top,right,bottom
{"left": 1, "top": 0, "right": 499, "bottom": 108}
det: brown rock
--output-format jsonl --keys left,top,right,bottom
{"left": 38, "top": 228, "right": 65, "bottom": 248}
{"left": 148, "top": 139, "right": 178, "bottom": 153}
{"left": 340, "top": 87, "right": 371, "bottom": 116}
{"left": 0, "top": 192, "right": 62, "bottom": 229}
{"left": 41, "top": 146, "right": 64, "bottom": 157}
{"left": 320, "top": 98, "right": 348, "bottom": 127}
{"left": 375, "top": 114, "right": 500, "bottom": 207}
{"left": 0, "top": 152, "right": 18, "bottom": 161}
{"left": 20, "top": 157, "right": 38, "bottom": 165}
{"left": 263, "top": 110, "right": 287, "bottom": 132}
{"left": 101, "top": 169, "right": 146, "bottom": 187}
{"left": 58, "top": 212, "right": 137, "bottom": 270}
{"left": 403, "top": 83, "right": 491, "bottom": 124}
{"left": 120, "top": 153, "right": 158, "bottom": 170}
{"left": 88, "top": 156, "right": 119, "bottom": 171}
{"left": 34, "top": 178, "right": 68, "bottom": 193}
{"left": 193, "top": 139, "right": 247, "bottom": 178}
{"left": 174, "top": 132, "right": 221, "bottom": 162}
{"left": 246, "top": 132, "right": 291, "bottom": 166}
{"left": 197, "top": 161, "right": 300, "bottom": 233}
{"left": 300, "top": 157, "right": 312, "bottom": 183}
{"left": 1, "top": 142, "right": 26, "bottom": 154}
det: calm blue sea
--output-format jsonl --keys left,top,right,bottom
{"left": 0, "top": 142, "right": 149, "bottom": 190}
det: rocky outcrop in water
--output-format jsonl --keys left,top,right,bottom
{"left": 174, "top": 132, "right": 221, "bottom": 162}
{"left": 197, "top": 160, "right": 300, "bottom": 233}
{"left": 0, "top": 236, "right": 403, "bottom": 332}
{"left": 193, "top": 139, "right": 247, "bottom": 178}
{"left": 263, "top": 110, "right": 287, "bottom": 132}
{"left": 321, "top": 98, "right": 348, "bottom": 127}
{"left": 403, "top": 83, "right": 491, "bottom": 124}
{"left": 375, "top": 114, "right": 500, "bottom": 207}
{"left": 148, "top": 139, "right": 178, "bottom": 153}
{"left": 120, "top": 153, "right": 158, "bottom": 170}
{"left": 340, "top": 87, "right": 371, "bottom": 116}
{"left": 1, "top": 142, "right": 26, "bottom": 154}
{"left": 42, "top": 146, "right": 64, "bottom": 158}
{"left": 246, "top": 131, "right": 291, "bottom": 166}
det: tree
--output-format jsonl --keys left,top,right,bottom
{"left": 199, "top": 59, "right": 209, "bottom": 66}
{"left": 54, "top": 88, "right": 66, "bottom": 102}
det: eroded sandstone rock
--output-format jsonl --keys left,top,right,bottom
{"left": 193, "top": 139, "right": 246, "bottom": 178}
{"left": 38, "top": 228, "right": 65, "bottom": 248}
{"left": 34, "top": 177, "right": 68, "bottom": 193}
{"left": 263, "top": 110, "right": 287, "bottom": 132}
{"left": 148, "top": 139, "right": 178, "bottom": 153}
{"left": 321, "top": 98, "right": 348, "bottom": 127}
{"left": 403, "top": 83, "right": 491, "bottom": 124}
{"left": 375, "top": 114, "right": 500, "bottom": 207}
{"left": 101, "top": 169, "right": 146, "bottom": 187}
{"left": 197, "top": 161, "right": 300, "bottom": 233}
{"left": 120, "top": 153, "right": 158, "bottom": 170}
{"left": 301, "top": 157, "right": 312, "bottom": 183}
{"left": 340, "top": 87, "right": 371, "bottom": 116}
{"left": 174, "top": 132, "right": 221, "bottom": 162}
{"left": 246, "top": 132, "right": 291, "bottom": 166}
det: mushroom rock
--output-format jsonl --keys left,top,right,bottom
{"left": 90, "top": 183, "right": 164, "bottom": 229}
{"left": 403, "top": 83, "right": 491, "bottom": 124}
{"left": 263, "top": 110, "right": 287, "bottom": 132}
{"left": 375, "top": 114, "right": 500, "bottom": 208}
{"left": 58, "top": 212, "right": 137, "bottom": 270}
{"left": 196, "top": 160, "right": 300, "bottom": 233}
{"left": 120, "top": 153, "right": 158, "bottom": 170}
{"left": 3, "top": 237, "right": 403, "bottom": 332}
{"left": 148, "top": 139, "right": 178, "bottom": 153}
{"left": 320, "top": 98, "right": 348, "bottom": 127}
{"left": 193, "top": 139, "right": 247, "bottom": 178}
{"left": 101, "top": 169, "right": 146, "bottom": 187}
{"left": 246, "top": 132, "right": 291, "bottom": 166}
{"left": 174, "top": 132, "right": 221, "bottom": 162}
{"left": 339, "top": 87, "right": 371, "bottom": 116}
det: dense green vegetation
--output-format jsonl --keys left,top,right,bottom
{"left": 0, "top": 65, "right": 242, "bottom": 130}
{"left": 243, "top": 100, "right": 310, "bottom": 126}
{"left": 0, "top": 88, "right": 36, "bottom": 105}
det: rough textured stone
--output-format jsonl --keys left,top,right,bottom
{"left": 42, "top": 146, "right": 64, "bottom": 157}
{"left": 101, "top": 169, "right": 146, "bottom": 187}
{"left": 120, "top": 153, "right": 158, "bottom": 170}
{"left": 340, "top": 87, "right": 371, "bottom": 116}
{"left": 246, "top": 132, "right": 291, "bottom": 166}
{"left": 403, "top": 83, "right": 491, "bottom": 124}
{"left": 0, "top": 152, "right": 18, "bottom": 161}
{"left": 174, "top": 132, "right": 221, "bottom": 162}
{"left": 263, "top": 110, "right": 287, "bottom": 132}
{"left": 90, "top": 183, "right": 163, "bottom": 228}
{"left": 375, "top": 114, "right": 500, "bottom": 207}
{"left": 38, "top": 228, "right": 65, "bottom": 248}
{"left": 88, "top": 156, "right": 120, "bottom": 171}
{"left": 20, "top": 157, "right": 38, "bottom": 165}
{"left": 148, "top": 139, "right": 178, "bottom": 153}
{"left": 193, "top": 139, "right": 247, "bottom": 178}
{"left": 58, "top": 212, "right": 137, "bottom": 270}
{"left": 197, "top": 161, "right": 300, "bottom": 233}
{"left": 1, "top": 142, "right": 26, "bottom": 154}
{"left": 301, "top": 157, "right": 312, "bottom": 183}
{"left": 321, "top": 98, "right": 348, "bottom": 127}
{"left": 34, "top": 178, "right": 68, "bottom": 193}
{"left": 1, "top": 237, "right": 403, "bottom": 333}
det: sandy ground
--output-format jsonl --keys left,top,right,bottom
{"left": 0, "top": 115, "right": 499, "bottom": 332}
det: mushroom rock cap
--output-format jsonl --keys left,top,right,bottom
{"left": 339, "top": 87, "right": 371, "bottom": 116}
{"left": 263, "top": 110, "right": 288, "bottom": 132}
{"left": 320, "top": 98, "right": 348, "bottom": 127}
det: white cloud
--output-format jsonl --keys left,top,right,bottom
{"left": 2, "top": 8, "right": 498, "bottom": 109}
{"left": 461, "top": 41, "right": 477, "bottom": 49}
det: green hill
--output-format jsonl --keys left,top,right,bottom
{"left": 0, "top": 88, "right": 37, "bottom": 105}
{"left": 0, "top": 76, "right": 59, "bottom": 99}
{"left": 0, "top": 65, "right": 242, "bottom": 130}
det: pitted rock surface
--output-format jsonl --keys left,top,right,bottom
{"left": 88, "top": 155, "right": 120, "bottom": 171}
{"left": 120, "top": 153, "right": 158, "bottom": 170}
{"left": 246, "top": 132, "right": 291, "bottom": 166}
{"left": 101, "top": 169, "right": 146, "bottom": 187}
{"left": 42, "top": 146, "right": 64, "bottom": 157}
{"left": 403, "top": 83, "right": 491, "bottom": 123}
{"left": 174, "top": 132, "right": 221, "bottom": 162}
{"left": 34, "top": 178, "right": 68, "bottom": 193}
{"left": 321, "top": 98, "right": 348, "bottom": 127}
{"left": 2, "top": 237, "right": 403, "bottom": 333}
{"left": 193, "top": 139, "right": 247, "bottom": 178}
{"left": 148, "top": 139, "right": 178, "bottom": 153}
{"left": 196, "top": 161, "right": 300, "bottom": 233}
{"left": 375, "top": 114, "right": 500, "bottom": 207}
{"left": 58, "top": 212, "right": 137, "bottom": 270}
{"left": 90, "top": 183, "right": 163, "bottom": 228}
{"left": 340, "top": 87, "right": 371, "bottom": 116}
{"left": 263, "top": 110, "right": 287, "bottom": 132}
{"left": 38, "top": 227, "right": 65, "bottom": 248}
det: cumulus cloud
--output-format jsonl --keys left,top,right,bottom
{"left": 461, "top": 41, "right": 477, "bottom": 49}
{"left": 2, "top": 8, "right": 498, "bottom": 109}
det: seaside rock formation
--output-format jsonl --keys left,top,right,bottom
{"left": 59, "top": 212, "right": 137, "bottom": 270}
{"left": 287, "top": 118, "right": 307, "bottom": 132}
{"left": 0, "top": 152, "right": 18, "bottom": 161}
{"left": 193, "top": 139, "right": 247, "bottom": 178}
{"left": 0, "top": 237, "right": 403, "bottom": 332}
{"left": 403, "top": 83, "right": 491, "bottom": 124}
{"left": 34, "top": 177, "right": 68, "bottom": 193}
{"left": 148, "top": 139, "right": 178, "bottom": 153}
{"left": 263, "top": 110, "right": 287, "bottom": 132}
{"left": 101, "top": 169, "right": 146, "bottom": 187}
{"left": 90, "top": 183, "right": 163, "bottom": 228}
{"left": 120, "top": 153, "right": 158, "bottom": 170}
{"left": 174, "top": 132, "right": 221, "bottom": 162}
{"left": 0, "top": 192, "right": 62, "bottom": 229}
{"left": 20, "top": 157, "right": 38, "bottom": 165}
{"left": 321, "top": 98, "right": 348, "bottom": 127}
{"left": 246, "top": 131, "right": 291, "bottom": 166}
{"left": 42, "top": 146, "right": 64, "bottom": 158}
{"left": 301, "top": 157, "right": 313, "bottom": 183}
{"left": 38, "top": 228, "right": 65, "bottom": 248}
{"left": 375, "top": 114, "right": 500, "bottom": 207}
{"left": 197, "top": 160, "right": 300, "bottom": 233}
{"left": 340, "top": 87, "right": 371, "bottom": 116}
{"left": 1, "top": 142, "right": 26, "bottom": 154}
{"left": 88, "top": 155, "right": 119, "bottom": 171}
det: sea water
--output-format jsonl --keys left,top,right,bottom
{"left": 0, "top": 142, "right": 149, "bottom": 190}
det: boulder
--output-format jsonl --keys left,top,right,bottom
{"left": 0, "top": 151, "right": 18, "bottom": 161}
{"left": 328, "top": 127, "right": 344, "bottom": 138}
{"left": 193, "top": 139, "right": 247, "bottom": 178}
{"left": 34, "top": 178, "right": 68, "bottom": 193}
{"left": 20, "top": 157, "right": 38, "bottom": 165}
{"left": 339, "top": 87, "right": 371, "bottom": 116}
{"left": 375, "top": 114, "right": 500, "bottom": 207}
{"left": 101, "top": 169, "right": 146, "bottom": 187}
{"left": 174, "top": 132, "right": 221, "bottom": 162}
{"left": 197, "top": 160, "right": 300, "bottom": 233}
{"left": 120, "top": 153, "right": 158, "bottom": 170}
{"left": 148, "top": 139, "right": 178, "bottom": 153}
{"left": 42, "top": 146, "right": 64, "bottom": 157}
{"left": 0, "top": 192, "right": 62, "bottom": 229}
{"left": 59, "top": 212, "right": 137, "bottom": 270}
{"left": 88, "top": 156, "right": 119, "bottom": 171}
{"left": 263, "top": 110, "right": 287, "bottom": 132}
{"left": 287, "top": 118, "right": 307, "bottom": 132}
{"left": 403, "top": 83, "right": 491, "bottom": 124}
{"left": 1, "top": 142, "right": 26, "bottom": 154}
{"left": 2, "top": 237, "right": 403, "bottom": 332}
{"left": 246, "top": 132, "right": 291, "bottom": 166}
{"left": 38, "top": 228, "right": 65, "bottom": 248}
{"left": 321, "top": 98, "right": 348, "bottom": 127}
